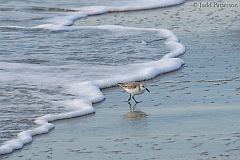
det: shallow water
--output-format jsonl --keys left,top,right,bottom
{"left": 1, "top": 0, "right": 240, "bottom": 158}
{"left": 0, "top": 0, "right": 130, "bottom": 27}
{"left": 0, "top": 0, "right": 174, "bottom": 147}
{"left": 0, "top": 21, "right": 166, "bottom": 145}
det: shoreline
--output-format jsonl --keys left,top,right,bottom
{"left": 1, "top": 0, "right": 240, "bottom": 159}
{"left": 0, "top": 0, "right": 186, "bottom": 156}
{"left": 0, "top": 25, "right": 185, "bottom": 155}
{"left": 3, "top": 100, "right": 240, "bottom": 159}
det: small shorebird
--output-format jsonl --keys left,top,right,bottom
{"left": 117, "top": 82, "right": 150, "bottom": 103}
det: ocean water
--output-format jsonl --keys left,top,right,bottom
{"left": 1, "top": 0, "right": 240, "bottom": 158}
{"left": 0, "top": 0, "right": 185, "bottom": 155}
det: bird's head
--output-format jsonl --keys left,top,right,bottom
{"left": 140, "top": 83, "right": 150, "bottom": 93}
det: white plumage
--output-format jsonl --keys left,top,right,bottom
{"left": 117, "top": 82, "right": 150, "bottom": 103}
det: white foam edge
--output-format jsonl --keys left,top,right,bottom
{"left": 0, "top": 0, "right": 185, "bottom": 31}
{"left": 0, "top": 24, "right": 185, "bottom": 155}
{"left": 32, "top": 0, "right": 185, "bottom": 30}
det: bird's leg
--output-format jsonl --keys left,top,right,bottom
{"left": 132, "top": 96, "right": 140, "bottom": 103}
{"left": 128, "top": 94, "right": 132, "bottom": 101}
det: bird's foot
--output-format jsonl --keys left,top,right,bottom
{"left": 134, "top": 101, "right": 142, "bottom": 104}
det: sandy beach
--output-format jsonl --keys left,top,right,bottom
{"left": 1, "top": 0, "right": 240, "bottom": 159}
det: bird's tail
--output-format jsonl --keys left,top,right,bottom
{"left": 117, "top": 83, "right": 124, "bottom": 88}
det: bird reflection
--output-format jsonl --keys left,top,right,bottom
{"left": 125, "top": 102, "right": 148, "bottom": 120}
{"left": 128, "top": 102, "right": 136, "bottom": 112}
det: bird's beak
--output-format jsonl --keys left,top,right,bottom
{"left": 146, "top": 88, "right": 150, "bottom": 93}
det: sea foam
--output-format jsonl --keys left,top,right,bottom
{"left": 0, "top": 0, "right": 185, "bottom": 155}
{"left": 33, "top": 0, "right": 185, "bottom": 30}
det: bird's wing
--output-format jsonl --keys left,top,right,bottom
{"left": 121, "top": 83, "right": 139, "bottom": 89}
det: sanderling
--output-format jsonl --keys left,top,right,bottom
{"left": 117, "top": 82, "right": 150, "bottom": 103}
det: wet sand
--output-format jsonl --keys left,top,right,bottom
{"left": 3, "top": 103, "right": 240, "bottom": 160}
{"left": 2, "top": 0, "right": 240, "bottom": 159}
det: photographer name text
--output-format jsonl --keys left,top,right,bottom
{"left": 193, "top": 2, "right": 238, "bottom": 8}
